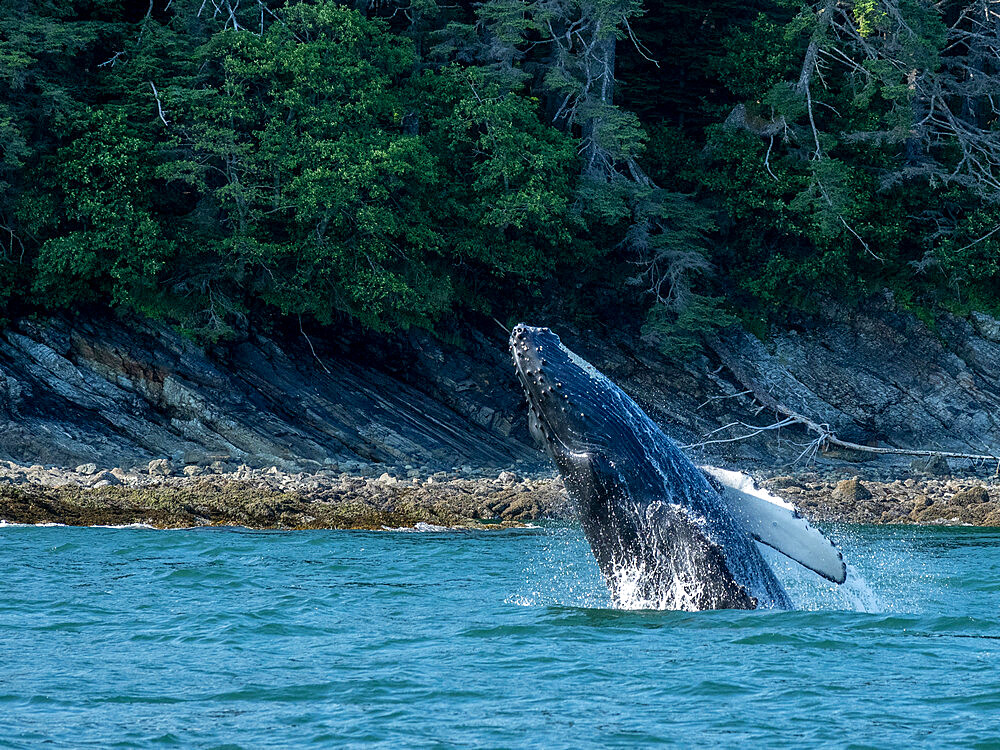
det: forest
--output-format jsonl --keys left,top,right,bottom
{"left": 1, "top": 0, "right": 999, "bottom": 353}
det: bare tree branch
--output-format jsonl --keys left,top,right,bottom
{"left": 149, "top": 81, "right": 169, "bottom": 126}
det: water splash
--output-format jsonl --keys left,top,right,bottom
{"left": 840, "top": 564, "right": 884, "bottom": 612}
{"left": 511, "top": 524, "right": 919, "bottom": 614}
{"left": 606, "top": 559, "right": 709, "bottom": 611}
{"left": 506, "top": 525, "right": 611, "bottom": 609}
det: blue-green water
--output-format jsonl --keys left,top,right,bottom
{"left": 2, "top": 522, "right": 1000, "bottom": 748}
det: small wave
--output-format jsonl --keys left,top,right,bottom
{"left": 504, "top": 594, "right": 537, "bottom": 606}
{"left": 0, "top": 520, "right": 66, "bottom": 528}
{"left": 381, "top": 521, "right": 540, "bottom": 532}
{"left": 91, "top": 523, "right": 159, "bottom": 530}
{"left": 381, "top": 522, "right": 456, "bottom": 533}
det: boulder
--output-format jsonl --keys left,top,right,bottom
{"left": 497, "top": 471, "right": 518, "bottom": 485}
{"left": 75, "top": 463, "right": 98, "bottom": 475}
{"left": 949, "top": 486, "right": 990, "bottom": 506}
{"left": 147, "top": 459, "right": 172, "bottom": 476}
{"left": 88, "top": 470, "right": 120, "bottom": 487}
{"left": 832, "top": 478, "right": 872, "bottom": 502}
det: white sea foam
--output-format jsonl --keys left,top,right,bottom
{"left": 381, "top": 522, "right": 455, "bottom": 532}
{"left": 504, "top": 594, "right": 537, "bottom": 606}
{"left": 91, "top": 523, "right": 159, "bottom": 530}
{"left": 608, "top": 559, "right": 708, "bottom": 611}
{"left": 1, "top": 520, "right": 186, "bottom": 530}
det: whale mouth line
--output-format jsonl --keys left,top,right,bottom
{"left": 510, "top": 342, "right": 570, "bottom": 452}
{"left": 511, "top": 342, "right": 596, "bottom": 460}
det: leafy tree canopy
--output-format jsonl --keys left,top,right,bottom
{"left": 1, "top": 0, "right": 997, "bottom": 348}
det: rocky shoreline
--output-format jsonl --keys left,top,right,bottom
{"left": 1, "top": 459, "right": 998, "bottom": 529}
{"left": 767, "top": 473, "right": 1000, "bottom": 526}
{"left": 0, "top": 460, "right": 570, "bottom": 529}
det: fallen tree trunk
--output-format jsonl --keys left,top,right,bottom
{"left": 705, "top": 335, "right": 1000, "bottom": 470}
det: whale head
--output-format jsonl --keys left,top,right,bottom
{"left": 509, "top": 323, "right": 638, "bottom": 467}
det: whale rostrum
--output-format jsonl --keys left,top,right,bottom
{"left": 510, "top": 323, "right": 846, "bottom": 610}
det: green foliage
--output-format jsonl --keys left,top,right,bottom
{"left": 0, "top": 0, "right": 586, "bottom": 337}
{"left": 436, "top": 66, "right": 578, "bottom": 273}
{"left": 32, "top": 108, "right": 172, "bottom": 310}
{"left": 169, "top": 5, "right": 453, "bottom": 332}
{"left": 854, "top": 1, "right": 888, "bottom": 37}
{"left": 642, "top": 295, "right": 738, "bottom": 361}
{"left": 0, "top": 0, "right": 996, "bottom": 357}
{"left": 717, "top": 12, "right": 802, "bottom": 100}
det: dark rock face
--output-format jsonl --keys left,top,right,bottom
{"left": 1, "top": 297, "right": 1000, "bottom": 475}
{"left": 911, "top": 456, "right": 952, "bottom": 476}
{"left": 710, "top": 298, "right": 1000, "bottom": 468}
{"left": 0, "top": 316, "right": 542, "bottom": 473}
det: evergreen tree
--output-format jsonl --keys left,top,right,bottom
{"left": 0, "top": 0, "right": 996, "bottom": 349}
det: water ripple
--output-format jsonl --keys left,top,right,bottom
{"left": 2, "top": 523, "right": 999, "bottom": 747}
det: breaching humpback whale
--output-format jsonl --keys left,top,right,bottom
{"left": 510, "top": 323, "right": 846, "bottom": 610}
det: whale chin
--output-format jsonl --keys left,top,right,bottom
{"left": 509, "top": 323, "right": 846, "bottom": 611}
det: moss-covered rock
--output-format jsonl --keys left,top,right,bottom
{"left": 949, "top": 486, "right": 990, "bottom": 506}
{"left": 832, "top": 478, "right": 872, "bottom": 502}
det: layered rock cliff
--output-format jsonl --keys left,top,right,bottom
{"left": 0, "top": 316, "right": 539, "bottom": 473}
{"left": 1, "top": 295, "right": 998, "bottom": 477}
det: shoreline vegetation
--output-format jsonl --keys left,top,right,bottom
{"left": 1, "top": 461, "right": 998, "bottom": 530}
{"left": 4, "top": 2, "right": 1000, "bottom": 358}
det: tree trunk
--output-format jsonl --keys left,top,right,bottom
{"left": 580, "top": 26, "right": 617, "bottom": 179}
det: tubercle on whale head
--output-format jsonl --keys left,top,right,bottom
{"left": 509, "top": 323, "right": 608, "bottom": 459}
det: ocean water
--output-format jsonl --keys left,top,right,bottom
{"left": 2, "top": 522, "right": 999, "bottom": 748}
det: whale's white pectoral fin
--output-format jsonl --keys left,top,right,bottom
{"left": 700, "top": 466, "right": 847, "bottom": 585}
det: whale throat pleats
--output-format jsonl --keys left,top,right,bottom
{"left": 700, "top": 467, "right": 848, "bottom": 585}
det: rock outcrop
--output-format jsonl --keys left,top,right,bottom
{"left": 708, "top": 296, "right": 1000, "bottom": 470}
{"left": 0, "top": 466, "right": 571, "bottom": 529}
{"left": 1, "top": 296, "right": 999, "bottom": 477}
{"left": 0, "top": 316, "right": 541, "bottom": 473}
{"left": 2, "top": 461, "right": 999, "bottom": 528}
